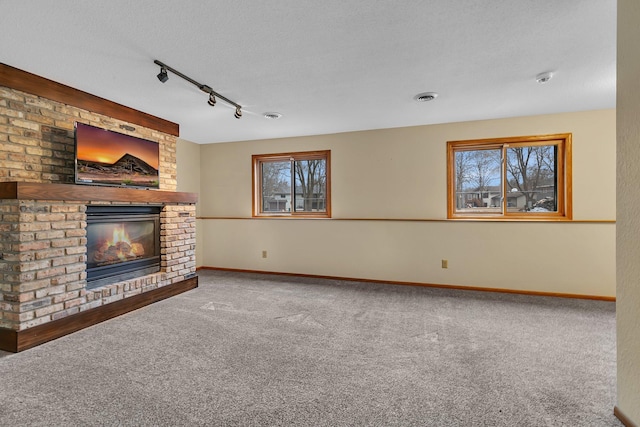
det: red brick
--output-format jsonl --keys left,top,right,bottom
{"left": 5, "top": 272, "right": 36, "bottom": 283}
{"left": 65, "top": 246, "right": 87, "bottom": 255}
{"left": 51, "top": 238, "right": 80, "bottom": 248}
{"left": 4, "top": 311, "right": 34, "bottom": 322}
{"left": 65, "top": 213, "right": 85, "bottom": 221}
{"left": 52, "top": 290, "right": 79, "bottom": 304}
{"left": 51, "top": 306, "right": 80, "bottom": 321}
{"left": 64, "top": 281, "right": 85, "bottom": 291}
{"left": 65, "top": 264, "right": 85, "bottom": 274}
{"left": 8, "top": 134, "right": 39, "bottom": 146}
{"left": 65, "top": 229, "right": 86, "bottom": 238}
{"left": 50, "top": 205, "right": 81, "bottom": 213}
{"left": 35, "top": 230, "right": 65, "bottom": 240}
{"left": 64, "top": 298, "right": 84, "bottom": 309}
{"left": 51, "top": 256, "right": 82, "bottom": 267}
{"left": 18, "top": 222, "right": 52, "bottom": 232}
{"left": 13, "top": 241, "right": 49, "bottom": 251}
{"left": 35, "top": 266, "right": 66, "bottom": 279}
{"left": 51, "top": 221, "right": 82, "bottom": 230}
{"left": 35, "top": 213, "right": 65, "bottom": 222}
{"left": 50, "top": 273, "right": 81, "bottom": 286}
{"left": 18, "top": 259, "right": 51, "bottom": 272}
{"left": 35, "top": 248, "right": 65, "bottom": 260}
{"left": 25, "top": 113, "right": 54, "bottom": 126}
{"left": 35, "top": 285, "right": 66, "bottom": 299}
{"left": 35, "top": 302, "right": 63, "bottom": 317}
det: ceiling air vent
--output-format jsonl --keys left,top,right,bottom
{"left": 414, "top": 92, "right": 439, "bottom": 102}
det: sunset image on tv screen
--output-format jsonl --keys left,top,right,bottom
{"left": 75, "top": 123, "right": 160, "bottom": 188}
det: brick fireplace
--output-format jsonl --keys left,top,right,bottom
{"left": 0, "top": 64, "right": 198, "bottom": 352}
{"left": 0, "top": 182, "right": 197, "bottom": 352}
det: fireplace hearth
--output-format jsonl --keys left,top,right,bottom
{"left": 86, "top": 205, "right": 161, "bottom": 289}
{"left": 0, "top": 182, "right": 197, "bottom": 352}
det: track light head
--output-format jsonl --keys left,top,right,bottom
{"left": 234, "top": 107, "right": 242, "bottom": 119}
{"left": 157, "top": 67, "right": 168, "bottom": 83}
{"left": 207, "top": 93, "right": 216, "bottom": 107}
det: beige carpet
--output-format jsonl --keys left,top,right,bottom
{"left": 0, "top": 270, "right": 620, "bottom": 426}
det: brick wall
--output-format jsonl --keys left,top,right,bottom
{"left": 161, "top": 204, "right": 197, "bottom": 280}
{"left": 0, "top": 200, "right": 87, "bottom": 330}
{"left": 0, "top": 198, "right": 197, "bottom": 332}
{"left": 0, "top": 85, "right": 195, "bottom": 333}
{"left": 0, "top": 86, "right": 177, "bottom": 190}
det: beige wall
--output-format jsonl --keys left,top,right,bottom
{"left": 200, "top": 110, "right": 615, "bottom": 220}
{"left": 196, "top": 109, "right": 616, "bottom": 297}
{"left": 176, "top": 138, "right": 201, "bottom": 210}
{"left": 616, "top": 0, "right": 640, "bottom": 423}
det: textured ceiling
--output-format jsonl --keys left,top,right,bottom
{"left": 0, "top": 1, "right": 616, "bottom": 144}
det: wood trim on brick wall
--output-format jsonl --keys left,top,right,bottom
{"left": 0, "top": 276, "right": 198, "bottom": 353}
{"left": 0, "top": 182, "right": 197, "bottom": 204}
{"left": 0, "top": 63, "right": 179, "bottom": 136}
{"left": 0, "top": 328, "right": 17, "bottom": 353}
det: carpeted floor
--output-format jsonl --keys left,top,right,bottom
{"left": 0, "top": 270, "right": 621, "bottom": 426}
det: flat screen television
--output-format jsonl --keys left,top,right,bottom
{"left": 75, "top": 122, "right": 160, "bottom": 189}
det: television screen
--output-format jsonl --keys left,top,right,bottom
{"left": 75, "top": 122, "right": 160, "bottom": 189}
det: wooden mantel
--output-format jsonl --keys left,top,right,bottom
{"left": 0, "top": 182, "right": 198, "bottom": 204}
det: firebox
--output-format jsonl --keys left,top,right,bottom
{"left": 86, "top": 205, "right": 161, "bottom": 289}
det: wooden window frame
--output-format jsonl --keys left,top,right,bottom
{"left": 252, "top": 150, "right": 331, "bottom": 218}
{"left": 447, "top": 134, "right": 572, "bottom": 220}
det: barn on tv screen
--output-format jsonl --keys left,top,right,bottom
{"left": 75, "top": 122, "right": 160, "bottom": 189}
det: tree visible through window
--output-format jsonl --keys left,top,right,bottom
{"left": 447, "top": 134, "right": 572, "bottom": 219}
{"left": 253, "top": 150, "right": 330, "bottom": 217}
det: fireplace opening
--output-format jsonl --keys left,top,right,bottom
{"left": 86, "top": 205, "right": 161, "bottom": 289}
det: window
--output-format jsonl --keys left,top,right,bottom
{"left": 253, "top": 150, "right": 331, "bottom": 217}
{"left": 447, "top": 134, "right": 572, "bottom": 219}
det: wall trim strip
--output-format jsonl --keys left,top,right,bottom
{"left": 615, "top": 406, "right": 639, "bottom": 427}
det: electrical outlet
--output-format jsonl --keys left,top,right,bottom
{"left": 262, "top": 250, "right": 267, "bottom": 259}
{"left": 441, "top": 259, "right": 448, "bottom": 269}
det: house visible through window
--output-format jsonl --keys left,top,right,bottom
{"left": 447, "top": 134, "right": 572, "bottom": 219}
{"left": 253, "top": 150, "right": 330, "bottom": 217}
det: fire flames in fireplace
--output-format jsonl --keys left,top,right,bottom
{"left": 85, "top": 206, "right": 161, "bottom": 288}
{"left": 93, "top": 225, "right": 146, "bottom": 264}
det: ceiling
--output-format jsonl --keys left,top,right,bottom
{"left": 1, "top": 1, "right": 616, "bottom": 144}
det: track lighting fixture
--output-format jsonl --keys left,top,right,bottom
{"left": 157, "top": 67, "right": 168, "bottom": 83}
{"left": 154, "top": 60, "right": 242, "bottom": 119}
